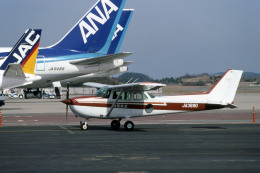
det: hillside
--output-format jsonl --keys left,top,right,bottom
{"left": 116, "top": 71, "right": 260, "bottom": 86}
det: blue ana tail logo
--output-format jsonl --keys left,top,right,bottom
{"left": 49, "top": 0, "right": 126, "bottom": 53}
{"left": 79, "top": 0, "right": 118, "bottom": 44}
{"left": 0, "top": 29, "right": 41, "bottom": 70}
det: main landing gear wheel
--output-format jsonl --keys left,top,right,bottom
{"left": 124, "top": 121, "right": 134, "bottom": 131}
{"left": 81, "top": 122, "right": 88, "bottom": 130}
{"left": 111, "top": 120, "right": 120, "bottom": 130}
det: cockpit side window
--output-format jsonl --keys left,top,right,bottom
{"left": 113, "top": 91, "right": 128, "bottom": 100}
{"left": 105, "top": 90, "right": 111, "bottom": 98}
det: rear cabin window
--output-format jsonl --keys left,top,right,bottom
{"left": 132, "top": 93, "right": 148, "bottom": 100}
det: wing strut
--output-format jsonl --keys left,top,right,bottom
{"left": 106, "top": 89, "right": 123, "bottom": 117}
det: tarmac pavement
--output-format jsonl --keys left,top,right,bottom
{"left": 0, "top": 124, "right": 260, "bottom": 172}
{"left": 0, "top": 93, "right": 259, "bottom": 172}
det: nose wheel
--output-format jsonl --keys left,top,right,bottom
{"left": 80, "top": 122, "right": 88, "bottom": 130}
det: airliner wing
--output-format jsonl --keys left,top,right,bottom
{"left": 3, "top": 64, "right": 25, "bottom": 77}
{"left": 84, "top": 82, "right": 166, "bottom": 92}
{"left": 70, "top": 52, "right": 132, "bottom": 65}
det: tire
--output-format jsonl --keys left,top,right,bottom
{"left": 81, "top": 123, "right": 88, "bottom": 130}
{"left": 124, "top": 121, "right": 134, "bottom": 131}
{"left": 111, "top": 120, "right": 120, "bottom": 130}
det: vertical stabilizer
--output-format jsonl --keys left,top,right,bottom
{"left": 108, "top": 9, "right": 134, "bottom": 54}
{"left": 0, "top": 29, "right": 42, "bottom": 73}
{"left": 1, "top": 29, "right": 42, "bottom": 89}
{"left": 49, "top": 0, "right": 126, "bottom": 54}
{"left": 206, "top": 69, "right": 243, "bottom": 105}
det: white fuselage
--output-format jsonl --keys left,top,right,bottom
{"left": 0, "top": 47, "right": 124, "bottom": 88}
{"left": 67, "top": 92, "right": 221, "bottom": 120}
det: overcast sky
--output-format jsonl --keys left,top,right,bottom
{"left": 0, "top": 0, "right": 259, "bottom": 78}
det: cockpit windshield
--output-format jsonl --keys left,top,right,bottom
{"left": 94, "top": 87, "right": 111, "bottom": 98}
{"left": 148, "top": 93, "right": 155, "bottom": 98}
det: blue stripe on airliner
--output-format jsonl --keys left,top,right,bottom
{"left": 36, "top": 53, "right": 100, "bottom": 63}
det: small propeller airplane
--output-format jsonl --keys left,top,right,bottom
{"left": 62, "top": 69, "right": 243, "bottom": 131}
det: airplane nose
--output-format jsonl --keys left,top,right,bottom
{"left": 61, "top": 99, "right": 72, "bottom": 105}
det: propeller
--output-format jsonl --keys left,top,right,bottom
{"left": 66, "top": 82, "right": 70, "bottom": 122}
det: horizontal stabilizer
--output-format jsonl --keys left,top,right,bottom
{"left": 3, "top": 64, "right": 25, "bottom": 78}
{"left": 227, "top": 104, "right": 237, "bottom": 109}
{"left": 70, "top": 52, "right": 132, "bottom": 65}
{"left": 123, "top": 61, "right": 134, "bottom": 66}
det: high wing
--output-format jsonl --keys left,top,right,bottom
{"left": 84, "top": 82, "right": 113, "bottom": 89}
{"left": 84, "top": 82, "right": 166, "bottom": 92}
{"left": 84, "top": 82, "right": 165, "bottom": 117}
{"left": 70, "top": 52, "right": 132, "bottom": 66}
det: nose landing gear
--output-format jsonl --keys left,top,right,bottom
{"left": 80, "top": 121, "right": 88, "bottom": 130}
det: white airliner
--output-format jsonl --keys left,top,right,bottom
{"left": 62, "top": 69, "right": 243, "bottom": 131}
{"left": 0, "top": 29, "right": 42, "bottom": 89}
{"left": 0, "top": 29, "right": 42, "bottom": 106}
{"left": 0, "top": 0, "right": 134, "bottom": 98}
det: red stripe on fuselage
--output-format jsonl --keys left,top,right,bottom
{"left": 70, "top": 97, "right": 207, "bottom": 111}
